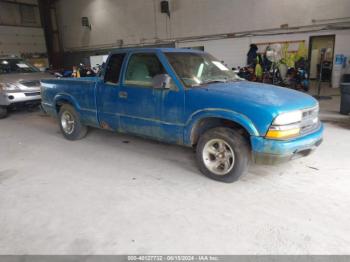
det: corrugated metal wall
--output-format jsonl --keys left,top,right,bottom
{"left": 0, "top": 0, "right": 47, "bottom": 56}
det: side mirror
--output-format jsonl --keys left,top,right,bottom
{"left": 152, "top": 74, "right": 171, "bottom": 89}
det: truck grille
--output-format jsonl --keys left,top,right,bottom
{"left": 300, "top": 106, "right": 319, "bottom": 135}
{"left": 20, "top": 80, "right": 41, "bottom": 87}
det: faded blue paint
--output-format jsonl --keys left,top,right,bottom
{"left": 41, "top": 48, "right": 323, "bottom": 163}
{"left": 183, "top": 108, "right": 259, "bottom": 145}
{"left": 183, "top": 81, "right": 318, "bottom": 137}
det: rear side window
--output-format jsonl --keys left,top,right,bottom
{"left": 104, "top": 53, "right": 125, "bottom": 84}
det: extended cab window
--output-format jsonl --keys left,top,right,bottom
{"left": 104, "top": 53, "right": 125, "bottom": 84}
{"left": 125, "top": 53, "right": 166, "bottom": 87}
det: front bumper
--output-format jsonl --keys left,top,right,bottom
{"left": 251, "top": 123, "right": 324, "bottom": 165}
{"left": 0, "top": 91, "right": 41, "bottom": 107}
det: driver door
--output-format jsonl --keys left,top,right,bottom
{"left": 118, "top": 52, "right": 166, "bottom": 139}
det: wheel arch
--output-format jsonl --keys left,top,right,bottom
{"left": 54, "top": 93, "right": 80, "bottom": 114}
{"left": 185, "top": 110, "right": 259, "bottom": 146}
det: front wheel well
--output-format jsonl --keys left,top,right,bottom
{"left": 191, "top": 117, "right": 251, "bottom": 147}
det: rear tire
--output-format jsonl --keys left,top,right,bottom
{"left": 0, "top": 106, "right": 8, "bottom": 119}
{"left": 58, "top": 104, "right": 88, "bottom": 140}
{"left": 196, "top": 127, "right": 250, "bottom": 183}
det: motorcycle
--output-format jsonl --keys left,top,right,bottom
{"left": 286, "top": 58, "right": 309, "bottom": 92}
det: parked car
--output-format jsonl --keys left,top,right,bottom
{"left": 41, "top": 48, "right": 323, "bottom": 182}
{"left": 0, "top": 57, "right": 52, "bottom": 118}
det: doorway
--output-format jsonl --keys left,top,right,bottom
{"left": 308, "top": 35, "right": 335, "bottom": 81}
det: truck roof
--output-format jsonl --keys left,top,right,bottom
{"left": 109, "top": 47, "right": 205, "bottom": 55}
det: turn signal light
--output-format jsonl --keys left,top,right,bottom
{"left": 265, "top": 128, "right": 300, "bottom": 139}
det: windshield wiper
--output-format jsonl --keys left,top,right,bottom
{"left": 189, "top": 78, "right": 242, "bottom": 88}
{"left": 191, "top": 79, "right": 227, "bottom": 87}
{"left": 202, "top": 79, "right": 228, "bottom": 84}
{"left": 226, "top": 78, "right": 243, "bottom": 82}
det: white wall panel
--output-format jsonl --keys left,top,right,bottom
{"left": 178, "top": 38, "right": 250, "bottom": 69}
{"left": 56, "top": 0, "right": 167, "bottom": 51}
{"left": 178, "top": 30, "right": 350, "bottom": 70}
{"left": 55, "top": 0, "right": 350, "bottom": 51}
{"left": 54, "top": 0, "right": 350, "bottom": 83}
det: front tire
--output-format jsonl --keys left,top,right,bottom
{"left": 196, "top": 127, "right": 250, "bottom": 183}
{"left": 58, "top": 104, "right": 88, "bottom": 140}
{"left": 0, "top": 106, "right": 8, "bottom": 119}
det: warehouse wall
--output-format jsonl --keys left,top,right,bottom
{"left": 177, "top": 30, "right": 350, "bottom": 69}
{"left": 0, "top": 0, "right": 47, "bottom": 56}
{"left": 178, "top": 29, "right": 350, "bottom": 88}
{"left": 55, "top": 0, "right": 350, "bottom": 51}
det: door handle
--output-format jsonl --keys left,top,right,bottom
{"left": 119, "top": 91, "right": 128, "bottom": 99}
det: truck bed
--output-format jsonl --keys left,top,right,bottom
{"left": 41, "top": 77, "right": 100, "bottom": 127}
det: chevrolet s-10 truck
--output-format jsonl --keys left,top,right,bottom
{"left": 41, "top": 48, "right": 323, "bottom": 182}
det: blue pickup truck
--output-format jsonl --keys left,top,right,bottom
{"left": 41, "top": 48, "right": 323, "bottom": 182}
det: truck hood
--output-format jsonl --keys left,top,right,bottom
{"left": 198, "top": 81, "right": 317, "bottom": 112}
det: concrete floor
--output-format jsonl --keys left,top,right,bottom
{"left": 0, "top": 85, "right": 350, "bottom": 254}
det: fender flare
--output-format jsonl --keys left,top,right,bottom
{"left": 53, "top": 93, "right": 81, "bottom": 113}
{"left": 184, "top": 108, "right": 259, "bottom": 145}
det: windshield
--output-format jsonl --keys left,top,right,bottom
{"left": 0, "top": 59, "right": 39, "bottom": 74}
{"left": 165, "top": 52, "right": 240, "bottom": 87}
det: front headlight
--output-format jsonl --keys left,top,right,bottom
{"left": 266, "top": 110, "right": 302, "bottom": 140}
{"left": 0, "top": 83, "right": 20, "bottom": 91}
{"left": 273, "top": 111, "right": 302, "bottom": 125}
